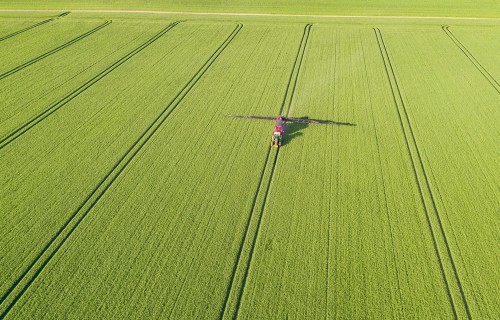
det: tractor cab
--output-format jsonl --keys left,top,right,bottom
{"left": 271, "top": 116, "right": 285, "bottom": 147}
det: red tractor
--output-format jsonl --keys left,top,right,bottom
{"left": 271, "top": 115, "right": 286, "bottom": 147}
{"left": 226, "top": 114, "right": 353, "bottom": 148}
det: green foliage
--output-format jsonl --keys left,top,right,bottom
{"left": 0, "top": 0, "right": 499, "bottom": 17}
{"left": 0, "top": 12, "right": 498, "bottom": 319}
{"left": 382, "top": 26, "right": 500, "bottom": 318}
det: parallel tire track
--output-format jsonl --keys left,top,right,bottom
{"left": 441, "top": 25, "right": 499, "bottom": 93}
{"left": 0, "top": 23, "right": 242, "bottom": 318}
{"left": 0, "top": 21, "right": 180, "bottom": 150}
{"left": 0, "top": 19, "right": 54, "bottom": 42}
{"left": 0, "top": 11, "right": 70, "bottom": 42}
{"left": 373, "top": 27, "right": 471, "bottom": 320}
{"left": 220, "top": 23, "right": 311, "bottom": 320}
{"left": 0, "top": 20, "right": 111, "bottom": 81}
{"left": 57, "top": 12, "right": 71, "bottom": 18}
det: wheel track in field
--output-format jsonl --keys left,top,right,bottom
{"left": 360, "top": 32, "right": 406, "bottom": 318}
{"left": 0, "top": 21, "right": 183, "bottom": 150}
{"left": 0, "top": 19, "right": 53, "bottom": 41}
{"left": 0, "top": 19, "right": 181, "bottom": 314}
{"left": 0, "top": 19, "right": 111, "bottom": 81}
{"left": 0, "top": 22, "right": 242, "bottom": 318}
{"left": 166, "top": 28, "right": 271, "bottom": 318}
{"left": 220, "top": 23, "right": 311, "bottom": 319}
{"left": 441, "top": 25, "right": 499, "bottom": 94}
{"left": 373, "top": 27, "right": 471, "bottom": 320}
{"left": 0, "top": 11, "right": 69, "bottom": 42}
{"left": 325, "top": 34, "right": 338, "bottom": 320}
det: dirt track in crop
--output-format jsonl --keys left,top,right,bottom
{"left": 1, "top": 9, "right": 499, "bottom": 21}
{"left": 0, "top": 21, "right": 177, "bottom": 150}
{"left": 0, "top": 20, "right": 111, "bottom": 81}
{"left": 0, "top": 23, "right": 242, "bottom": 318}
{"left": 374, "top": 27, "right": 472, "bottom": 320}
{"left": 220, "top": 23, "right": 312, "bottom": 319}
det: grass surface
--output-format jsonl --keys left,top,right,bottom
{"left": 235, "top": 26, "right": 456, "bottom": 319}
{"left": 0, "top": 20, "right": 170, "bottom": 140}
{"left": 0, "top": 0, "right": 499, "bottom": 17}
{"left": 383, "top": 26, "right": 500, "bottom": 318}
{"left": 0, "top": 9, "right": 499, "bottom": 319}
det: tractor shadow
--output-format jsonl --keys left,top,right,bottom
{"left": 282, "top": 118, "right": 308, "bottom": 146}
{"left": 282, "top": 116, "right": 356, "bottom": 146}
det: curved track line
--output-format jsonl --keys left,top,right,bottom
{"left": 0, "top": 20, "right": 111, "bottom": 81}
{"left": 441, "top": 25, "right": 499, "bottom": 93}
{"left": 0, "top": 23, "right": 242, "bottom": 318}
{"left": 0, "top": 21, "right": 180, "bottom": 150}
{"left": 220, "top": 23, "right": 311, "bottom": 320}
{"left": 374, "top": 27, "right": 471, "bottom": 320}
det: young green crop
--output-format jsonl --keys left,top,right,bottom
{"left": 235, "top": 25, "right": 456, "bottom": 319}
{"left": 382, "top": 26, "right": 500, "bottom": 319}
{"left": 0, "top": 21, "right": 164, "bottom": 141}
{"left": 4, "top": 23, "right": 306, "bottom": 318}
{"left": 0, "top": 19, "right": 106, "bottom": 73}
{"left": 446, "top": 26, "right": 500, "bottom": 82}
{"left": 0, "top": 21, "right": 235, "bottom": 315}
{"left": 0, "top": 12, "right": 498, "bottom": 320}
{"left": 0, "top": 18, "right": 52, "bottom": 40}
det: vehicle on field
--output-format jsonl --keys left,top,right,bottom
{"left": 227, "top": 114, "right": 355, "bottom": 148}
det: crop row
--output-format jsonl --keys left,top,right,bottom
{"left": 234, "top": 25, "right": 463, "bottom": 319}
{"left": 0, "top": 21, "right": 181, "bottom": 316}
{"left": 0, "top": 19, "right": 107, "bottom": 74}
{"left": 1, "top": 23, "right": 307, "bottom": 318}
{"left": 222, "top": 23, "right": 312, "bottom": 320}
{"left": 0, "top": 12, "right": 70, "bottom": 41}
{"left": 0, "top": 19, "right": 498, "bottom": 319}
{"left": 0, "top": 19, "right": 180, "bottom": 140}
{"left": 442, "top": 26, "right": 499, "bottom": 93}
{"left": 374, "top": 27, "right": 470, "bottom": 319}
{"left": 450, "top": 27, "right": 499, "bottom": 82}
{"left": 0, "top": 18, "right": 54, "bottom": 42}
{"left": 0, "top": 21, "right": 238, "bottom": 317}
{"left": 0, "top": 21, "right": 179, "bottom": 148}
{"left": 0, "top": 22, "right": 242, "bottom": 317}
{"left": 0, "top": 20, "right": 111, "bottom": 81}
{"left": 381, "top": 26, "right": 499, "bottom": 319}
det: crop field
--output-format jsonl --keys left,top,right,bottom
{"left": 0, "top": 0, "right": 499, "bottom": 17}
{"left": 0, "top": 6, "right": 499, "bottom": 320}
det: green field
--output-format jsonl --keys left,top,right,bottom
{"left": 0, "top": 0, "right": 499, "bottom": 17}
{"left": 0, "top": 4, "right": 499, "bottom": 319}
